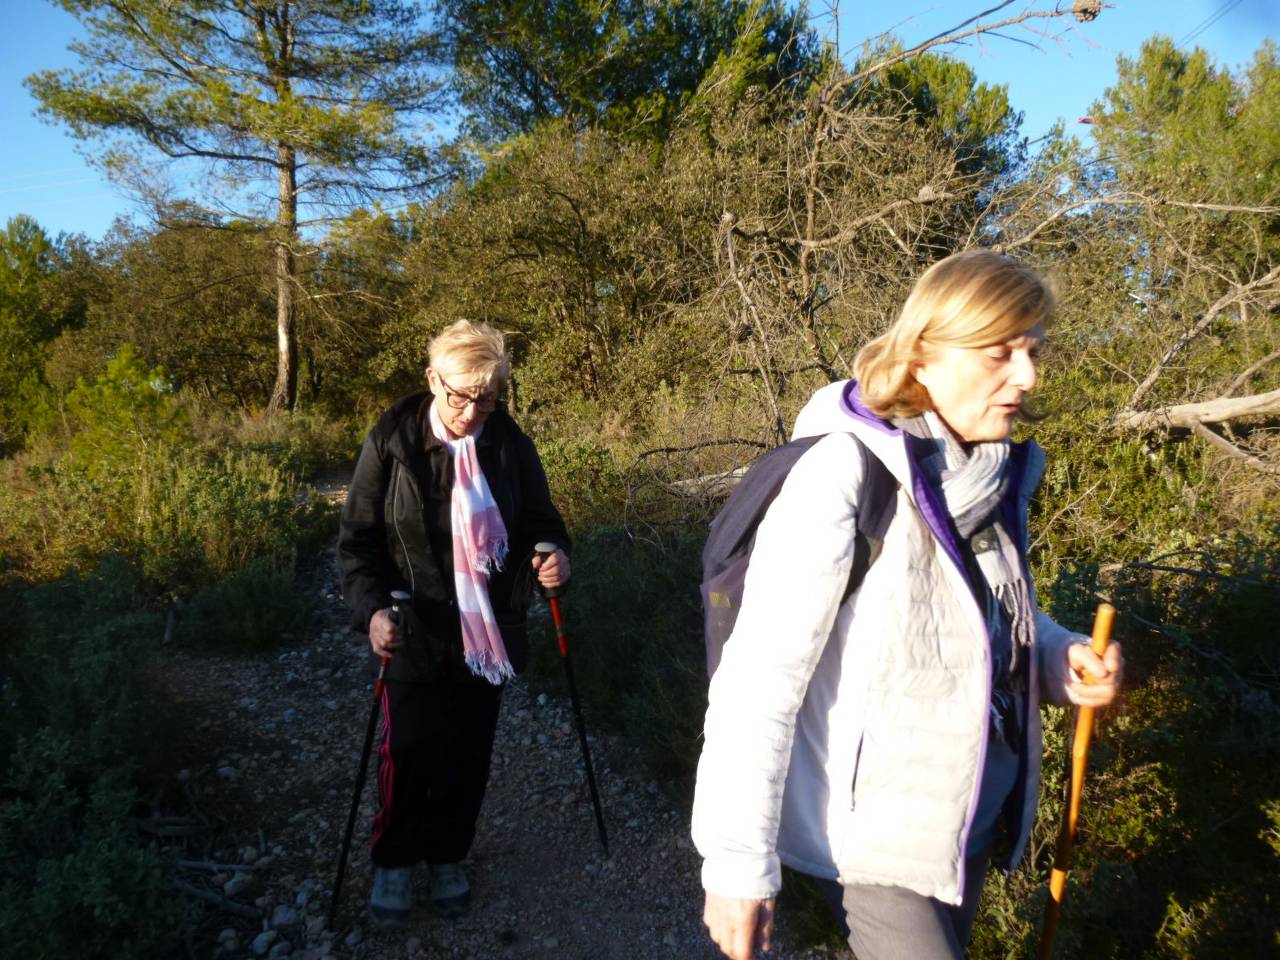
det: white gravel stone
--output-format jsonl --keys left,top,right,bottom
{"left": 223, "top": 872, "right": 250, "bottom": 897}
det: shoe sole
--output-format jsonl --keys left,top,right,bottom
{"left": 369, "top": 905, "right": 411, "bottom": 930}
{"left": 431, "top": 893, "right": 471, "bottom": 919}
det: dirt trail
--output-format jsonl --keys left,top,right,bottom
{"left": 163, "top": 499, "right": 836, "bottom": 959}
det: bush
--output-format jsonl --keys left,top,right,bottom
{"left": 1004, "top": 528, "right": 1280, "bottom": 959}
{"left": 0, "top": 556, "right": 182, "bottom": 956}
{"left": 538, "top": 438, "right": 630, "bottom": 533}
{"left": 527, "top": 525, "right": 707, "bottom": 786}
{"left": 175, "top": 554, "right": 315, "bottom": 651}
{"left": 0, "top": 432, "right": 329, "bottom": 595}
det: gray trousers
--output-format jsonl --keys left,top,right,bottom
{"left": 817, "top": 848, "right": 992, "bottom": 960}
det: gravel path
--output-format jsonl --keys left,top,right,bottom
{"left": 163, "top": 536, "right": 841, "bottom": 959}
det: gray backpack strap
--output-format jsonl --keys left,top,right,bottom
{"left": 842, "top": 434, "right": 897, "bottom": 603}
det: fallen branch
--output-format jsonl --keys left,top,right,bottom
{"left": 173, "top": 880, "right": 261, "bottom": 920}
{"left": 1126, "top": 265, "right": 1280, "bottom": 410}
{"left": 637, "top": 438, "right": 769, "bottom": 461}
{"left": 139, "top": 816, "right": 207, "bottom": 838}
{"left": 1112, "top": 388, "right": 1280, "bottom": 432}
{"left": 1189, "top": 421, "right": 1280, "bottom": 475}
{"left": 176, "top": 859, "right": 261, "bottom": 873}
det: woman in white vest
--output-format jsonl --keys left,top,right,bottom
{"left": 692, "top": 250, "right": 1124, "bottom": 960}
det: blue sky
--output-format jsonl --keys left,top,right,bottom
{"left": 2, "top": 1, "right": 1276, "bottom": 242}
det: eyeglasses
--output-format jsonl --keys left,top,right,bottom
{"left": 435, "top": 372, "right": 499, "bottom": 412}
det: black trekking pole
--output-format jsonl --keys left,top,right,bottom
{"left": 326, "top": 590, "right": 407, "bottom": 931}
{"left": 534, "top": 542, "right": 609, "bottom": 858}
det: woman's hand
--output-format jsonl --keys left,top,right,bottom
{"left": 368, "top": 607, "right": 404, "bottom": 657}
{"left": 1065, "top": 640, "right": 1124, "bottom": 708}
{"left": 532, "top": 548, "right": 571, "bottom": 589}
{"left": 703, "top": 892, "right": 774, "bottom": 960}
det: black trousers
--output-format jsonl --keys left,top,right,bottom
{"left": 370, "top": 673, "right": 503, "bottom": 867}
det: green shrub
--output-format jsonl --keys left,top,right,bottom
{"left": 175, "top": 554, "right": 315, "bottom": 651}
{"left": 527, "top": 525, "right": 707, "bottom": 785}
{"left": 1016, "top": 527, "right": 1280, "bottom": 959}
{"left": 0, "top": 556, "right": 182, "bottom": 956}
{"left": 190, "top": 404, "right": 361, "bottom": 480}
{"left": 538, "top": 438, "right": 630, "bottom": 533}
{"left": 0, "top": 434, "right": 329, "bottom": 595}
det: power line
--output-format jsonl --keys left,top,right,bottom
{"left": 0, "top": 165, "right": 88, "bottom": 185}
{"left": 0, "top": 177, "right": 100, "bottom": 196}
{"left": 1177, "top": 0, "right": 1244, "bottom": 48}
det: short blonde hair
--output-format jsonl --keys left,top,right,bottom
{"left": 854, "top": 249, "right": 1055, "bottom": 418}
{"left": 427, "top": 319, "right": 511, "bottom": 386}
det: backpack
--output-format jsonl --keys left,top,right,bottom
{"left": 700, "top": 432, "right": 897, "bottom": 676}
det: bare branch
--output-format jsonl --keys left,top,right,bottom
{"left": 1126, "top": 264, "right": 1280, "bottom": 410}
{"left": 791, "top": 187, "right": 957, "bottom": 250}
{"left": 1189, "top": 421, "right": 1280, "bottom": 475}
{"left": 842, "top": 3, "right": 1066, "bottom": 88}
{"left": 1000, "top": 193, "right": 1280, "bottom": 253}
{"left": 1113, "top": 389, "right": 1280, "bottom": 432}
{"left": 1225, "top": 349, "right": 1280, "bottom": 397}
{"left": 637, "top": 438, "right": 770, "bottom": 461}
{"left": 722, "top": 213, "right": 788, "bottom": 445}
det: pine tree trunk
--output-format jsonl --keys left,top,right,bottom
{"left": 268, "top": 142, "right": 298, "bottom": 415}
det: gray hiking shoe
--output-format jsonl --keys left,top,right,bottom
{"left": 428, "top": 862, "right": 471, "bottom": 918}
{"left": 369, "top": 866, "right": 413, "bottom": 928}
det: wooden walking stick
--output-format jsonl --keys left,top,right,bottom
{"left": 1038, "top": 601, "right": 1116, "bottom": 959}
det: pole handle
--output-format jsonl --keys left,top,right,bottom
{"left": 533, "top": 541, "right": 564, "bottom": 599}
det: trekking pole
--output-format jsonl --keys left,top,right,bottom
{"left": 326, "top": 590, "right": 407, "bottom": 931}
{"left": 1037, "top": 601, "right": 1116, "bottom": 960}
{"left": 535, "top": 542, "right": 610, "bottom": 858}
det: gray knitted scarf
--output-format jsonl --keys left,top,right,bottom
{"left": 897, "top": 411, "right": 1035, "bottom": 686}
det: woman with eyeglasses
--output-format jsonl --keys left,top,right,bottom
{"left": 338, "top": 319, "right": 571, "bottom": 929}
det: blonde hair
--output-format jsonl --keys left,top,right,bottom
{"left": 427, "top": 319, "right": 511, "bottom": 386}
{"left": 854, "top": 249, "right": 1055, "bottom": 418}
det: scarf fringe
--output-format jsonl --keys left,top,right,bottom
{"left": 465, "top": 649, "right": 517, "bottom": 685}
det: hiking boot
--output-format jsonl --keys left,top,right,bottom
{"left": 368, "top": 866, "right": 413, "bottom": 928}
{"left": 428, "top": 862, "right": 471, "bottom": 918}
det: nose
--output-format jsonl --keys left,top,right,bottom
{"left": 1011, "top": 348, "right": 1038, "bottom": 392}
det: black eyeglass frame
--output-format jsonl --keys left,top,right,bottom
{"left": 434, "top": 371, "right": 500, "bottom": 412}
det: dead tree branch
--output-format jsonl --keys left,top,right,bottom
{"left": 1125, "top": 264, "right": 1280, "bottom": 410}
{"left": 1225, "top": 349, "right": 1280, "bottom": 397}
{"left": 1189, "top": 421, "right": 1280, "bottom": 475}
{"left": 1112, "top": 388, "right": 1280, "bottom": 432}
{"left": 842, "top": 3, "right": 1070, "bottom": 89}
{"left": 999, "top": 193, "right": 1280, "bottom": 253}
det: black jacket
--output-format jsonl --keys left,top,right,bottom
{"left": 337, "top": 392, "right": 570, "bottom": 682}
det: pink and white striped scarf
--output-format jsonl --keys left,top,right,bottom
{"left": 429, "top": 403, "right": 513, "bottom": 684}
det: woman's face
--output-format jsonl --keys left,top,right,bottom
{"left": 913, "top": 322, "right": 1044, "bottom": 443}
{"left": 426, "top": 365, "right": 499, "bottom": 439}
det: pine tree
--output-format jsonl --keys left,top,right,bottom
{"left": 27, "top": 0, "right": 445, "bottom": 412}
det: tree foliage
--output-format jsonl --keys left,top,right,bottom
{"left": 27, "top": 0, "right": 446, "bottom": 412}
{"left": 437, "top": 0, "right": 817, "bottom": 140}
{"left": 0, "top": 216, "right": 89, "bottom": 453}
